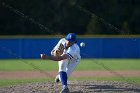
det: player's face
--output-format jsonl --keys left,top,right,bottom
{"left": 66, "top": 40, "right": 74, "bottom": 47}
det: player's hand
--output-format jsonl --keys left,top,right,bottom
{"left": 40, "top": 54, "right": 47, "bottom": 59}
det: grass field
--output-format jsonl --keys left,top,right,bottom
{"left": 0, "top": 59, "right": 140, "bottom": 71}
{"left": 0, "top": 59, "right": 140, "bottom": 87}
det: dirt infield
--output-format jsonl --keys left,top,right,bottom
{"left": 0, "top": 81, "right": 140, "bottom": 93}
{"left": 0, "top": 70, "right": 140, "bottom": 79}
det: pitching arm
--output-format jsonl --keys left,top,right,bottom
{"left": 40, "top": 54, "right": 70, "bottom": 61}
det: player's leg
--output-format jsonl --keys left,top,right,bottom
{"left": 55, "top": 61, "right": 61, "bottom": 83}
{"left": 56, "top": 60, "right": 80, "bottom": 82}
{"left": 58, "top": 59, "right": 70, "bottom": 93}
{"left": 66, "top": 61, "right": 80, "bottom": 78}
{"left": 55, "top": 74, "right": 60, "bottom": 83}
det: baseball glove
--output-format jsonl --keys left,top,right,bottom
{"left": 58, "top": 43, "right": 64, "bottom": 52}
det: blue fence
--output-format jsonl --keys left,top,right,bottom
{"left": 0, "top": 37, "right": 140, "bottom": 59}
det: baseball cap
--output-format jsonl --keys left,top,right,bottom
{"left": 65, "top": 33, "right": 77, "bottom": 42}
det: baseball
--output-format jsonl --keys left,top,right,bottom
{"left": 80, "top": 42, "right": 85, "bottom": 47}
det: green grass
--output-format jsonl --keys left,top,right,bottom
{"left": 76, "top": 59, "right": 140, "bottom": 70}
{"left": 0, "top": 59, "right": 140, "bottom": 87}
{"left": 0, "top": 59, "right": 140, "bottom": 71}
{"left": 0, "top": 78, "right": 53, "bottom": 87}
{"left": 70, "top": 77, "right": 140, "bottom": 84}
{"left": 0, "top": 59, "right": 58, "bottom": 71}
{"left": 0, "top": 77, "right": 140, "bottom": 87}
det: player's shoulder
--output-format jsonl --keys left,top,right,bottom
{"left": 74, "top": 43, "right": 80, "bottom": 48}
{"left": 71, "top": 43, "right": 80, "bottom": 50}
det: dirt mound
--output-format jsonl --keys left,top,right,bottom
{"left": 0, "top": 81, "right": 140, "bottom": 93}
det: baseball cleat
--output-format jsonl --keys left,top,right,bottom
{"left": 55, "top": 75, "right": 60, "bottom": 83}
{"left": 60, "top": 87, "right": 70, "bottom": 93}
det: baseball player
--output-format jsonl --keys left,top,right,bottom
{"left": 40, "top": 33, "right": 81, "bottom": 93}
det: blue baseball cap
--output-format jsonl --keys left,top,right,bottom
{"left": 65, "top": 33, "right": 77, "bottom": 42}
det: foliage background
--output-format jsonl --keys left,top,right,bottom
{"left": 0, "top": 0, "right": 140, "bottom": 35}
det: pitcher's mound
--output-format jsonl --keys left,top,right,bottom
{"left": 0, "top": 81, "right": 140, "bottom": 93}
